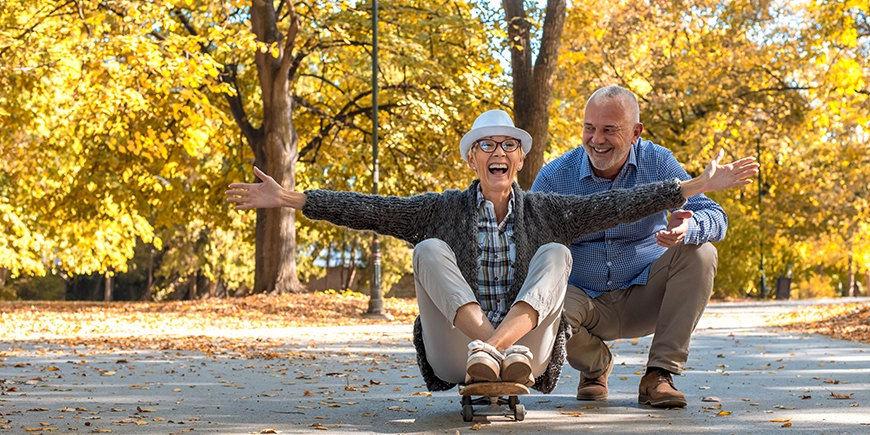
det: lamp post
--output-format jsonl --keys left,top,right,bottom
{"left": 363, "top": 0, "right": 392, "bottom": 320}
{"left": 753, "top": 110, "right": 768, "bottom": 299}
{"left": 757, "top": 133, "right": 767, "bottom": 299}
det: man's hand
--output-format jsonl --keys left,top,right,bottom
{"left": 226, "top": 167, "right": 287, "bottom": 210}
{"left": 655, "top": 210, "right": 693, "bottom": 247}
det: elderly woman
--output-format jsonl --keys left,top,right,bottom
{"left": 226, "top": 110, "right": 758, "bottom": 393}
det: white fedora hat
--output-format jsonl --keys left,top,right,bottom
{"left": 459, "top": 110, "right": 532, "bottom": 162}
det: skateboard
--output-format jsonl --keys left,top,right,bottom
{"left": 458, "top": 382, "right": 529, "bottom": 422}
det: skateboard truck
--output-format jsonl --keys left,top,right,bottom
{"left": 458, "top": 382, "right": 529, "bottom": 422}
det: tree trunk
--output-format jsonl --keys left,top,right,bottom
{"left": 343, "top": 237, "right": 359, "bottom": 290}
{"left": 848, "top": 250, "right": 856, "bottom": 297}
{"left": 243, "top": 1, "right": 304, "bottom": 294}
{"left": 103, "top": 274, "right": 112, "bottom": 302}
{"left": 92, "top": 275, "right": 102, "bottom": 300}
{"left": 0, "top": 267, "right": 8, "bottom": 287}
{"left": 141, "top": 248, "right": 154, "bottom": 301}
{"left": 207, "top": 279, "right": 218, "bottom": 298}
{"left": 504, "top": 0, "right": 567, "bottom": 189}
{"left": 188, "top": 271, "right": 198, "bottom": 300}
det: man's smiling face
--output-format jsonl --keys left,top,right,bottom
{"left": 582, "top": 97, "right": 642, "bottom": 180}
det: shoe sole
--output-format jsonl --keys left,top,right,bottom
{"left": 466, "top": 361, "right": 499, "bottom": 383}
{"left": 576, "top": 393, "right": 607, "bottom": 401}
{"left": 638, "top": 394, "right": 687, "bottom": 408}
{"left": 500, "top": 361, "right": 532, "bottom": 385}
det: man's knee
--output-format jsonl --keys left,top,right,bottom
{"left": 670, "top": 243, "right": 717, "bottom": 300}
{"left": 562, "top": 286, "right": 591, "bottom": 331}
{"left": 678, "top": 242, "right": 718, "bottom": 270}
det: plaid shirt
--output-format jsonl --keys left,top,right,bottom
{"left": 531, "top": 139, "right": 727, "bottom": 298}
{"left": 476, "top": 187, "right": 516, "bottom": 327}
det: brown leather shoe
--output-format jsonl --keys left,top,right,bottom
{"left": 576, "top": 357, "right": 613, "bottom": 401}
{"left": 638, "top": 368, "right": 687, "bottom": 408}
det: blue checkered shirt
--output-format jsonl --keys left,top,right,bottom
{"left": 476, "top": 187, "right": 516, "bottom": 327}
{"left": 531, "top": 139, "right": 727, "bottom": 298}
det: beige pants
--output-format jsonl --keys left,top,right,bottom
{"left": 564, "top": 243, "right": 717, "bottom": 377}
{"left": 413, "top": 239, "right": 570, "bottom": 384}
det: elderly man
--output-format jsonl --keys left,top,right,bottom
{"left": 532, "top": 85, "right": 732, "bottom": 408}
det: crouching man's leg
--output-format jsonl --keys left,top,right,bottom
{"left": 626, "top": 243, "right": 717, "bottom": 408}
{"left": 564, "top": 243, "right": 717, "bottom": 407}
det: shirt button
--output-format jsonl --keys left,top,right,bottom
{"left": 607, "top": 261, "right": 612, "bottom": 266}
{"left": 494, "top": 254, "right": 499, "bottom": 259}
{"left": 607, "top": 281, "right": 612, "bottom": 285}
{"left": 607, "top": 240, "right": 613, "bottom": 245}
{"left": 495, "top": 277, "right": 499, "bottom": 281}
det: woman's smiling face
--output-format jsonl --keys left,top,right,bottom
{"left": 468, "top": 135, "right": 525, "bottom": 197}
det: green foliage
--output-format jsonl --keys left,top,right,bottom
{"left": 4, "top": 274, "right": 67, "bottom": 301}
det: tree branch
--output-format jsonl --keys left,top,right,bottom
{"left": 1, "top": 1, "right": 78, "bottom": 57}
{"left": 220, "top": 63, "right": 262, "bottom": 150}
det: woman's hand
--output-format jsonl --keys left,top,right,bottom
{"left": 226, "top": 167, "right": 305, "bottom": 210}
{"left": 681, "top": 150, "right": 759, "bottom": 198}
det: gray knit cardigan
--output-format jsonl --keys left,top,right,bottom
{"left": 302, "top": 179, "right": 686, "bottom": 393}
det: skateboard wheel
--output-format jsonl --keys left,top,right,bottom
{"left": 508, "top": 396, "right": 519, "bottom": 409}
{"left": 461, "top": 404, "right": 474, "bottom": 422}
{"left": 514, "top": 404, "right": 525, "bottom": 421}
{"left": 461, "top": 395, "right": 472, "bottom": 406}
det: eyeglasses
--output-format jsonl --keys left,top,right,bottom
{"left": 474, "top": 138, "right": 521, "bottom": 153}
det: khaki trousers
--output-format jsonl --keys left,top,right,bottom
{"left": 564, "top": 243, "right": 717, "bottom": 377}
{"left": 413, "top": 239, "right": 570, "bottom": 384}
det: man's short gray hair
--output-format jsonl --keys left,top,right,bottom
{"left": 586, "top": 85, "right": 640, "bottom": 124}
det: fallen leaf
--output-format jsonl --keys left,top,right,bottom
{"left": 829, "top": 392, "right": 853, "bottom": 399}
{"left": 717, "top": 411, "right": 731, "bottom": 416}
{"left": 701, "top": 396, "right": 720, "bottom": 402}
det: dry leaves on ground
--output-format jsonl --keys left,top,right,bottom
{"left": 0, "top": 292, "right": 418, "bottom": 354}
{"left": 767, "top": 302, "right": 870, "bottom": 345}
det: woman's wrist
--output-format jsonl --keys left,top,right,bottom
{"left": 679, "top": 177, "right": 704, "bottom": 199}
{"left": 280, "top": 189, "right": 307, "bottom": 209}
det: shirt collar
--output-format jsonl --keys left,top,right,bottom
{"left": 580, "top": 138, "right": 640, "bottom": 182}
{"left": 476, "top": 185, "right": 515, "bottom": 218}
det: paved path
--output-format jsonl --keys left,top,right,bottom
{"left": 2, "top": 298, "right": 869, "bottom": 434}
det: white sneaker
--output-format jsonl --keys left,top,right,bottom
{"left": 465, "top": 340, "right": 503, "bottom": 384}
{"left": 501, "top": 345, "right": 534, "bottom": 386}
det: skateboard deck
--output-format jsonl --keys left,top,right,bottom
{"left": 458, "top": 382, "right": 530, "bottom": 421}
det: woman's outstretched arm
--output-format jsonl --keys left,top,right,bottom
{"left": 226, "top": 167, "right": 306, "bottom": 210}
